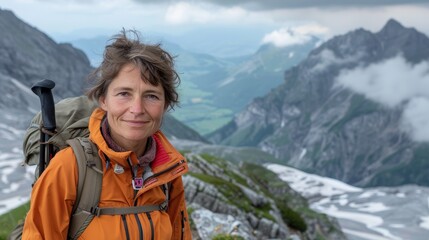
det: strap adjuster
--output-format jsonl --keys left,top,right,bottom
{"left": 159, "top": 201, "right": 168, "bottom": 211}
{"left": 90, "top": 207, "right": 102, "bottom": 217}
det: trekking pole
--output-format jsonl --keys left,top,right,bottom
{"left": 31, "top": 79, "right": 56, "bottom": 176}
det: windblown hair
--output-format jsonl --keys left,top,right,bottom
{"left": 86, "top": 29, "right": 180, "bottom": 110}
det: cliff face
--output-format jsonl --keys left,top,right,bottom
{"left": 209, "top": 19, "right": 429, "bottom": 187}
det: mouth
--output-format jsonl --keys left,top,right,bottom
{"left": 123, "top": 120, "right": 150, "bottom": 127}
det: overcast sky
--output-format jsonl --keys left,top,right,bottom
{"left": 0, "top": 0, "right": 428, "bottom": 47}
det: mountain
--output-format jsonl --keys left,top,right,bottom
{"left": 0, "top": 9, "right": 206, "bottom": 143}
{"left": 0, "top": 9, "right": 92, "bottom": 100}
{"left": 183, "top": 39, "right": 319, "bottom": 135}
{"left": 161, "top": 114, "right": 208, "bottom": 143}
{"left": 208, "top": 19, "right": 429, "bottom": 187}
{"left": 199, "top": 38, "right": 320, "bottom": 113}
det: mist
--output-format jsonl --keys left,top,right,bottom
{"left": 336, "top": 56, "right": 429, "bottom": 141}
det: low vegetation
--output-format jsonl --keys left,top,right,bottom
{"left": 0, "top": 202, "right": 29, "bottom": 240}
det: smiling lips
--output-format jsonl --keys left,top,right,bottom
{"left": 123, "top": 119, "right": 150, "bottom": 127}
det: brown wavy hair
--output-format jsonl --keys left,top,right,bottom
{"left": 86, "top": 29, "right": 180, "bottom": 110}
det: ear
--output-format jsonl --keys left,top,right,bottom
{"left": 99, "top": 95, "right": 108, "bottom": 111}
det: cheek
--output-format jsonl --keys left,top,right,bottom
{"left": 151, "top": 108, "right": 165, "bottom": 121}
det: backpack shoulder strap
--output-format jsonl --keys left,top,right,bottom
{"left": 66, "top": 137, "right": 103, "bottom": 240}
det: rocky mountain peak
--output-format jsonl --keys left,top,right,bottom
{"left": 378, "top": 18, "right": 407, "bottom": 37}
{"left": 376, "top": 18, "right": 429, "bottom": 62}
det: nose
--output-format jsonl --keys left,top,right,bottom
{"left": 129, "top": 97, "right": 145, "bottom": 114}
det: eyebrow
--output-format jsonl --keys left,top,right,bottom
{"left": 112, "top": 87, "right": 133, "bottom": 92}
{"left": 112, "top": 87, "right": 163, "bottom": 94}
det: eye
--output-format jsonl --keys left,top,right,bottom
{"left": 146, "top": 94, "right": 160, "bottom": 100}
{"left": 117, "top": 92, "right": 130, "bottom": 97}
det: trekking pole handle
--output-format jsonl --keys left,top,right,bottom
{"left": 31, "top": 79, "right": 56, "bottom": 131}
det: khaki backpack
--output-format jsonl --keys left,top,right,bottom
{"left": 8, "top": 96, "right": 169, "bottom": 240}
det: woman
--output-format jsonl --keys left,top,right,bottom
{"left": 22, "top": 29, "right": 192, "bottom": 239}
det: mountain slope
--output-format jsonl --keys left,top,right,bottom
{"left": 203, "top": 38, "right": 320, "bottom": 114}
{"left": 208, "top": 19, "right": 429, "bottom": 187}
{"left": 0, "top": 9, "right": 92, "bottom": 100}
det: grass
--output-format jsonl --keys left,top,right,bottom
{"left": 188, "top": 172, "right": 275, "bottom": 221}
{"left": 240, "top": 162, "right": 310, "bottom": 232}
{"left": 0, "top": 202, "right": 29, "bottom": 240}
{"left": 199, "top": 154, "right": 249, "bottom": 188}
{"left": 212, "top": 234, "right": 245, "bottom": 240}
{"left": 190, "top": 153, "right": 339, "bottom": 237}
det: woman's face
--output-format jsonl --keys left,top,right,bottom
{"left": 99, "top": 63, "right": 166, "bottom": 153}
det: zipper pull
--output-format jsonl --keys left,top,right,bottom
{"left": 132, "top": 177, "right": 143, "bottom": 190}
{"left": 132, "top": 164, "right": 143, "bottom": 190}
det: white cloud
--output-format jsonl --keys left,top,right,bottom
{"left": 336, "top": 56, "right": 429, "bottom": 107}
{"left": 312, "top": 49, "right": 365, "bottom": 73}
{"left": 165, "top": 2, "right": 247, "bottom": 25}
{"left": 401, "top": 98, "right": 429, "bottom": 142}
{"left": 262, "top": 24, "right": 328, "bottom": 47}
{"left": 336, "top": 56, "right": 429, "bottom": 141}
{"left": 267, "top": 5, "right": 429, "bottom": 40}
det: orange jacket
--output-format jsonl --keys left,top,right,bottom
{"left": 23, "top": 108, "right": 192, "bottom": 240}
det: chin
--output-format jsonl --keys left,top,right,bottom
{"left": 126, "top": 133, "right": 152, "bottom": 141}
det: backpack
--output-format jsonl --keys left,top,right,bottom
{"left": 9, "top": 96, "right": 170, "bottom": 240}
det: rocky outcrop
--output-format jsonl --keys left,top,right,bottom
{"left": 183, "top": 152, "right": 346, "bottom": 239}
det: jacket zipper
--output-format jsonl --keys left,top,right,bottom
{"left": 133, "top": 198, "right": 145, "bottom": 240}
{"left": 144, "top": 159, "right": 185, "bottom": 184}
{"left": 146, "top": 212, "right": 155, "bottom": 240}
{"left": 134, "top": 213, "right": 144, "bottom": 240}
{"left": 121, "top": 215, "right": 131, "bottom": 240}
{"left": 128, "top": 156, "right": 144, "bottom": 240}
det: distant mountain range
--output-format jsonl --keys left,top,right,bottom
{"left": 209, "top": 19, "right": 429, "bottom": 188}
